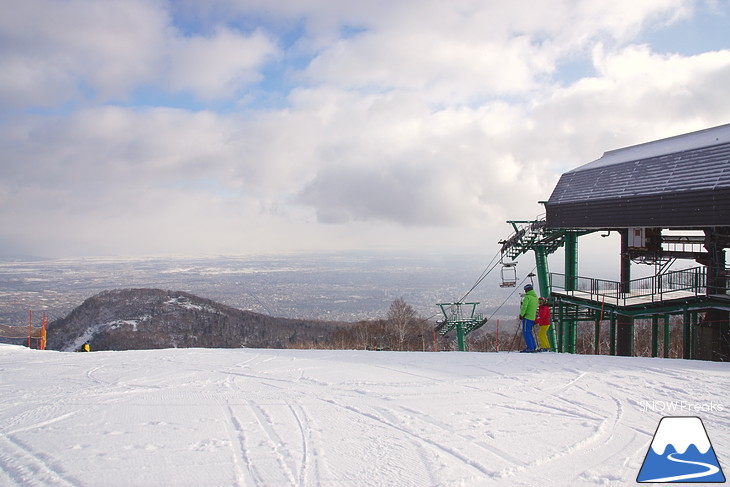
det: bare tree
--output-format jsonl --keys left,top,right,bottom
{"left": 387, "top": 297, "right": 418, "bottom": 351}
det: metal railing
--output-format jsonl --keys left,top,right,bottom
{"left": 550, "top": 267, "right": 713, "bottom": 307}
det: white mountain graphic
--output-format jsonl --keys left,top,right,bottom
{"left": 650, "top": 417, "right": 711, "bottom": 455}
{"left": 637, "top": 416, "right": 725, "bottom": 483}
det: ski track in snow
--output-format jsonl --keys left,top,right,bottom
{"left": 0, "top": 345, "right": 728, "bottom": 486}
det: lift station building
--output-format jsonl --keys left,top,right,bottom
{"left": 502, "top": 123, "right": 730, "bottom": 361}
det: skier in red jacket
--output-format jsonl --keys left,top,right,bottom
{"left": 535, "top": 297, "right": 551, "bottom": 351}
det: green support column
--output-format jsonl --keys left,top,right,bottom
{"left": 663, "top": 314, "right": 670, "bottom": 358}
{"left": 558, "top": 301, "right": 564, "bottom": 353}
{"left": 456, "top": 323, "right": 465, "bottom": 352}
{"left": 691, "top": 312, "right": 698, "bottom": 360}
{"left": 616, "top": 315, "right": 634, "bottom": 356}
{"left": 594, "top": 317, "right": 601, "bottom": 355}
{"left": 534, "top": 246, "right": 556, "bottom": 352}
{"left": 610, "top": 313, "right": 617, "bottom": 356}
{"left": 564, "top": 232, "right": 578, "bottom": 354}
{"left": 548, "top": 312, "right": 557, "bottom": 351}
{"left": 563, "top": 304, "right": 571, "bottom": 353}
{"left": 534, "top": 247, "right": 550, "bottom": 298}
{"left": 651, "top": 316, "right": 659, "bottom": 358}
{"left": 616, "top": 230, "right": 634, "bottom": 356}
{"left": 436, "top": 302, "right": 485, "bottom": 352}
{"left": 564, "top": 232, "right": 578, "bottom": 287}
{"left": 568, "top": 309, "right": 577, "bottom": 354}
{"left": 683, "top": 308, "right": 691, "bottom": 360}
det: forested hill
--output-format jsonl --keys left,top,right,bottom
{"left": 46, "top": 288, "right": 344, "bottom": 352}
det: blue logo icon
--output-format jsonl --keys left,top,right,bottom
{"left": 637, "top": 416, "right": 725, "bottom": 483}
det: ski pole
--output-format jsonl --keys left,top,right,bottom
{"left": 509, "top": 318, "right": 521, "bottom": 352}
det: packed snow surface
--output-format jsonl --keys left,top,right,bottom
{"left": 0, "top": 345, "right": 728, "bottom": 486}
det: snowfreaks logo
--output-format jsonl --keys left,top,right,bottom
{"left": 637, "top": 416, "right": 726, "bottom": 483}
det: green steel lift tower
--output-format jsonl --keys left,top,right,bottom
{"left": 499, "top": 217, "right": 595, "bottom": 352}
{"left": 435, "top": 302, "right": 487, "bottom": 351}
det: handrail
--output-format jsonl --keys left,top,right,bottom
{"left": 549, "top": 266, "right": 718, "bottom": 306}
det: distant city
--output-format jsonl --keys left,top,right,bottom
{"left": 0, "top": 252, "right": 524, "bottom": 330}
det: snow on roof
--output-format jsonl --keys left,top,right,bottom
{"left": 545, "top": 123, "right": 730, "bottom": 228}
{"left": 569, "top": 123, "right": 730, "bottom": 173}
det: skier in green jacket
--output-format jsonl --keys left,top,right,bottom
{"left": 519, "top": 284, "right": 538, "bottom": 352}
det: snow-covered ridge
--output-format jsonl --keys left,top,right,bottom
{"left": 164, "top": 296, "right": 216, "bottom": 313}
{"left": 47, "top": 288, "right": 337, "bottom": 351}
{"left": 65, "top": 316, "right": 151, "bottom": 351}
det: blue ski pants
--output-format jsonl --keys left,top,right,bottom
{"left": 522, "top": 318, "right": 537, "bottom": 351}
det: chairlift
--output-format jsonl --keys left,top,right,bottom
{"left": 527, "top": 272, "right": 536, "bottom": 287}
{"left": 500, "top": 262, "right": 518, "bottom": 288}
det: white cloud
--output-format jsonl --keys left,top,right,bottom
{"left": 1, "top": 0, "right": 729, "bottom": 258}
{"left": 166, "top": 27, "right": 278, "bottom": 100}
{"left": 525, "top": 44, "right": 730, "bottom": 164}
{"left": 0, "top": 0, "right": 169, "bottom": 107}
{"left": 0, "top": 0, "right": 279, "bottom": 108}
{"left": 297, "top": 0, "right": 692, "bottom": 104}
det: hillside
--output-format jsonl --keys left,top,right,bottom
{"left": 45, "top": 288, "right": 343, "bottom": 351}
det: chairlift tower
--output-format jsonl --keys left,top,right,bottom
{"left": 435, "top": 302, "right": 487, "bottom": 351}
{"left": 538, "top": 123, "right": 730, "bottom": 361}
{"left": 499, "top": 217, "right": 594, "bottom": 353}
{"left": 499, "top": 217, "right": 592, "bottom": 299}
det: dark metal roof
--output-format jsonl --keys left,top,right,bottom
{"left": 545, "top": 123, "right": 730, "bottom": 229}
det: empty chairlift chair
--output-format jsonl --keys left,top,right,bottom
{"left": 500, "top": 262, "right": 517, "bottom": 288}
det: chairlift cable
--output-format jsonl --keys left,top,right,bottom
{"left": 457, "top": 249, "right": 502, "bottom": 303}
{"left": 427, "top": 249, "right": 502, "bottom": 323}
{"left": 430, "top": 248, "right": 523, "bottom": 323}
{"left": 485, "top": 266, "right": 537, "bottom": 323}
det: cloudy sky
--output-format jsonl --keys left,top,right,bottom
{"left": 1, "top": 0, "right": 729, "bottom": 259}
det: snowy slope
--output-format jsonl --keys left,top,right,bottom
{"left": 0, "top": 345, "right": 727, "bottom": 487}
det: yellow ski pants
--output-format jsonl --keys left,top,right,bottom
{"left": 537, "top": 325, "right": 551, "bottom": 350}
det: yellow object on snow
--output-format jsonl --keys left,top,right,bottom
{"left": 537, "top": 325, "right": 550, "bottom": 350}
